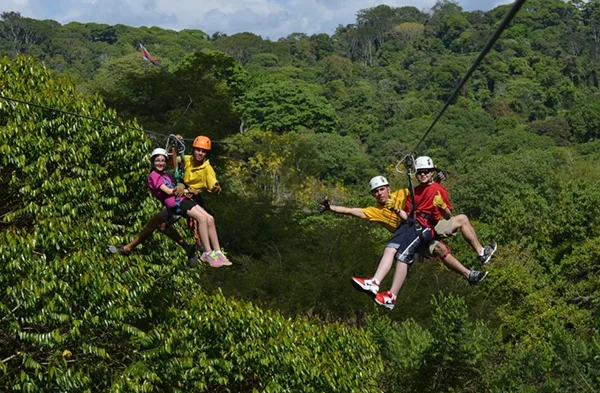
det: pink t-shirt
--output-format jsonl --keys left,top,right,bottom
{"left": 147, "top": 170, "right": 177, "bottom": 209}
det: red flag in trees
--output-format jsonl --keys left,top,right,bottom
{"left": 139, "top": 43, "right": 161, "bottom": 66}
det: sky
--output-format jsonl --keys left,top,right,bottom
{"left": 0, "top": 0, "right": 513, "bottom": 40}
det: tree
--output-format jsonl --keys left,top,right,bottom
{"left": 318, "top": 54, "right": 353, "bottom": 83}
{"left": 93, "top": 49, "right": 246, "bottom": 140}
{"left": 240, "top": 80, "right": 339, "bottom": 134}
{"left": 393, "top": 22, "right": 425, "bottom": 45}
{"left": 309, "top": 33, "right": 336, "bottom": 61}
{"left": 0, "top": 53, "right": 386, "bottom": 393}
{"left": 213, "top": 32, "right": 267, "bottom": 64}
{"left": 566, "top": 92, "right": 600, "bottom": 141}
{"left": 0, "top": 12, "right": 41, "bottom": 54}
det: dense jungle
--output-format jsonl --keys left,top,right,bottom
{"left": 1, "top": 0, "right": 600, "bottom": 391}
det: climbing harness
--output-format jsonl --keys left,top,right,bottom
{"left": 164, "top": 134, "right": 186, "bottom": 183}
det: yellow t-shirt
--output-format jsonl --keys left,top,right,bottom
{"left": 361, "top": 189, "right": 409, "bottom": 233}
{"left": 183, "top": 156, "right": 218, "bottom": 193}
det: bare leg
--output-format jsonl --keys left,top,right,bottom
{"left": 157, "top": 221, "right": 187, "bottom": 250}
{"left": 433, "top": 242, "right": 469, "bottom": 277}
{"left": 453, "top": 214, "right": 483, "bottom": 255}
{"left": 373, "top": 247, "right": 399, "bottom": 283}
{"left": 185, "top": 206, "right": 212, "bottom": 252}
{"left": 200, "top": 209, "right": 221, "bottom": 251}
{"left": 123, "top": 213, "right": 164, "bottom": 253}
{"left": 390, "top": 261, "right": 409, "bottom": 296}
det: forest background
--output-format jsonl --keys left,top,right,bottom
{"left": 1, "top": 0, "right": 600, "bottom": 391}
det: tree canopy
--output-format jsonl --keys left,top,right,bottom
{"left": 2, "top": 0, "right": 600, "bottom": 391}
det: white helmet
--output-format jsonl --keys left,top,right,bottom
{"left": 150, "top": 148, "right": 168, "bottom": 162}
{"left": 369, "top": 175, "right": 389, "bottom": 191}
{"left": 414, "top": 156, "right": 434, "bottom": 171}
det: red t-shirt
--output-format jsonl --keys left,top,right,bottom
{"left": 405, "top": 182, "right": 452, "bottom": 228}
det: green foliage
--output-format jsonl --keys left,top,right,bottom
{"left": 240, "top": 80, "right": 340, "bottom": 134}
{"left": 525, "top": 116, "right": 572, "bottom": 145}
{"left": 3, "top": 1, "right": 600, "bottom": 390}
{"left": 93, "top": 49, "right": 245, "bottom": 140}
{"left": 419, "top": 294, "right": 498, "bottom": 393}
{"left": 311, "top": 133, "right": 375, "bottom": 183}
{"left": 566, "top": 92, "right": 600, "bottom": 142}
{"left": 367, "top": 316, "right": 433, "bottom": 393}
{"left": 0, "top": 55, "right": 384, "bottom": 392}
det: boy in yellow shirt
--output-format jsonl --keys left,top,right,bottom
{"left": 180, "top": 135, "right": 230, "bottom": 266}
{"left": 319, "top": 175, "right": 495, "bottom": 307}
{"left": 107, "top": 136, "right": 231, "bottom": 268}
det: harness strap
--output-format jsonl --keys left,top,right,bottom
{"left": 416, "top": 211, "right": 437, "bottom": 228}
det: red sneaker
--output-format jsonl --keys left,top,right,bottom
{"left": 375, "top": 291, "right": 396, "bottom": 310}
{"left": 351, "top": 276, "right": 380, "bottom": 296}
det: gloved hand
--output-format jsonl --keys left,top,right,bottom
{"left": 174, "top": 183, "right": 187, "bottom": 197}
{"left": 384, "top": 197, "right": 397, "bottom": 211}
{"left": 211, "top": 182, "right": 222, "bottom": 194}
{"left": 435, "top": 167, "right": 447, "bottom": 183}
{"left": 433, "top": 191, "right": 447, "bottom": 210}
{"left": 318, "top": 197, "right": 331, "bottom": 214}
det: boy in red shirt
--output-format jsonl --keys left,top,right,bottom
{"left": 352, "top": 156, "right": 488, "bottom": 310}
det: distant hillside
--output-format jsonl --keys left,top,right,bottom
{"left": 2, "top": 1, "right": 600, "bottom": 391}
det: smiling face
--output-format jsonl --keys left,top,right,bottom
{"left": 371, "top": 185, "right": 391, "bottom": 205}
{"left": 152, "top": 155, "right": 167, "bottom": 172}
{"left": 192, "top": 147, "right": 209, "bottom": 163}
{"left": 416, "top": 168, "right": 434, "bottom": 184}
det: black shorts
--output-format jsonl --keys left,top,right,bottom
{"left": 167, "top": 197, "right": 197, "bottom": 217}
{"left": 190, "top": 193, "right": 204, "bottom": 208}
{"left": 386, "top": 223, "right": 433, "bottom": 265}
{"left": 178, "top": 198, "right": 196, "bottom": 216}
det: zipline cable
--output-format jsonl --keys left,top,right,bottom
{"left": 0, "top": 93, "right": 150, "bottom": 131}
{"left": 0, "top": 93, "right": 250, "bottom": 145}
{"left": 412, "top": 0, "right": 527, "bottom": 153}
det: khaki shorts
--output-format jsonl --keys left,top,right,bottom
{"left": 426, "top": 217, "right": 457, "bottom": 256}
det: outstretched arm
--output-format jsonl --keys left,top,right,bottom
{"left": 318, "top": 197, "right": 367, "bottom": 219}
{"left": 330, "top": 204, "right": 367, "bottom": 219}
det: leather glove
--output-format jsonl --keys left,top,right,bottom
{"left": 433, "top": 192, "right": 447, "bottom": 210}
{"left": 384, "top": 197, "right": 397, "bottom": 211}
{"left": 318, "top": 197, "right": 331, "bottom": 214}
{"left": 210, "top": 182, "right": 222, "bottom": 194}
{"left": 174, "top": 183, "right": 186, "bottom": 197}
{"left": 187, "top": 187, "right": 200, "bottom": 196}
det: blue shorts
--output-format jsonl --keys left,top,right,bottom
{"left": 387, "top": 223, "right": 433, "bottom": 265}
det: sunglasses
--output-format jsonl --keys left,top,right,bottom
{"left": 416, "top": 169, "right": 433, "bottom": 175}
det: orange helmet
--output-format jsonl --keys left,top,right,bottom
{"left": 192, "top": 136, "right": 212, "bottom": 151}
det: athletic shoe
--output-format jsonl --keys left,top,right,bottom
{"left": 201, "top": 252, "right": 224, "bottom": 268}
{"left": 479, "top": 242, "right": 497, "bottom": 265}
{"left": 467, "top": 269, "right": 489, "bottom": 285}
{"left": 187, "top": 245, "right": 199, "bottom": 267}
{"left": 374, "top": 291, "right": 396, "bottom": 310}
{"left": 215, "top": 250, "right": 232, "bottom": 266}
{"left": 351, "top": 277, "right": 380, "bottom": 296}
{"left": 106, "top": 246, "right": 130, "bottom": 256}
